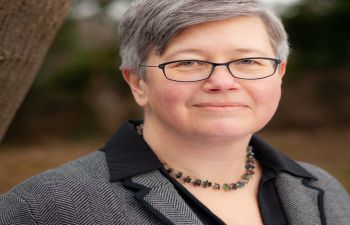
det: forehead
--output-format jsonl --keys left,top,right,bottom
{"left": 159, "top": 16, "right": 274, "bottom": 59}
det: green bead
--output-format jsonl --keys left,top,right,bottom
{"left": 241, "top": 179, "right": 249, "bottom": 184}
{"left": 202, "top": 180, "right": 209, "bottom": 188}
{"left": 242, "top": 174, "right": 252, "bottom": 180}
{"left": 245, "top": 164, "right": 255, "bottom": 170}
{"left": 247, "top": 151, "right": 255, "bottom": 158}
{"left": 223, "top": 184, "right": 231, "bottom": 191}
{"left": 236, "top": 182, "right": 245, "bottom": 188}
{"left": 202, "top": 181, "right": 207, "bottom": 187}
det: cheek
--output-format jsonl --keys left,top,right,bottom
{"left": 249, "top": 79, "right": 282, "bottom": 114}
{"left": 149, "top": 83, "right": 190, "bottom": 115}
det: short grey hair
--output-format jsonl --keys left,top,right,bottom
{"left": 118, "top": 0, "right": 289, "bottom": 76}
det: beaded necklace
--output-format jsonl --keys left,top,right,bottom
{"left": 136, "top": 123, "right": 256, "bottom": 191}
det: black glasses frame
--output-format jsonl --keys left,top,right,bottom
{"left": 140, "top": 57, "right": 282, "bottom": 82}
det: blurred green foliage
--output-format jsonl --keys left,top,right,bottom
{"left": 3, "top": 0, "right": 350, "bottom": 143}
{"left": 284, "top": 0, "right": 350, "bottom": 73}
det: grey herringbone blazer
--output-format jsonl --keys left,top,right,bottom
{"left": 1, "top": 151, "right": 349, "bottom": 225}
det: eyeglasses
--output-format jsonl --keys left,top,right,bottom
{"left": 140, "top": 57, "right": 281, "bottom": 82}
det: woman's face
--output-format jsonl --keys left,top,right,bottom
{"left": 125, "top": 16, "right": 286, "bottom": 142}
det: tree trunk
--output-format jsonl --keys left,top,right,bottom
{"left": 0, "top": 0, "right": 72, "bottom": 143}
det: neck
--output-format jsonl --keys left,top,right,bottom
{"left": 142, "top": 121, "right": 253, "bottom": 184}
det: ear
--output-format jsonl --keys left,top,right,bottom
{"left": 122, "top": 68, "right": 148, "bottom": 107}
{"left": 278, "top": 61, "right": 287, "bottom": 78}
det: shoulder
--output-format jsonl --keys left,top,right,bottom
{"left": 0, "top": 151, "right": 130, "bottom": 224}
{"left": 297, "top": 162, "right": 350, "bottom": 215}
{"left": 9, "top": 150, "right": 111, "bottom": 197}
{"left": 297, "top": 161, "right": 348, "bottom": 195}
{"left": 2, "top": 150, "right": 110, "bottom": 197}
{"left": 275, "top": 161, "right": 350, "bottom": 224}
{"left": 14, "top": 150, "right": 109, "bottom": 190}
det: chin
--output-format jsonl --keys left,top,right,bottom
{"left": 196, "top": 131, "right": 253, "bottom": 143}
{"left": 193, "top": 119, "right": 259, "bottom": 140}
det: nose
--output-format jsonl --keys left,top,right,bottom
{"left": 202, "top": 65, "right": 241, "bottom": 92}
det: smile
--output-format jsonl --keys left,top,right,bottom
{"left": 194, "top": 102, "right": 248, "bottom": 110}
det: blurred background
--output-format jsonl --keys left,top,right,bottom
{"left": 0, "top": 0, "right": 349, "bottom": 193}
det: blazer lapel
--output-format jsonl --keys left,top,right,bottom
{"left": 275, "top": 172, "right": 325, "bottom": 225}
{"left": 124, "top": 170, "right": 203, "bottom": 225}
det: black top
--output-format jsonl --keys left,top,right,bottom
{"left": 103, "top": 121, "right": 316, "bottom": 225}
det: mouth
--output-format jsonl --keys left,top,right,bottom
{"left": 194, "top": 102, "right": 248, "bottom": 110}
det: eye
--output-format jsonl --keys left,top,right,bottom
{"left": 175, "top": 60, "right": 197, "bottom": 67}
{"left": 168, "top": 60, "right": 208, "bottom": 69}
{"left": 237, "top": 59, "right": 257, "bottom": 65}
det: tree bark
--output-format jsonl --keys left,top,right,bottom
{"left": 0, "top": 0, "right": 72, "bottom": 143}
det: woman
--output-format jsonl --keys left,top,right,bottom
{"left": 1, "top": 0, "right": 349, "bottom": 224}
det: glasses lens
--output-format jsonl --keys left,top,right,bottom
{"left": 164, "top": 60, "right": 212, "bottom": 81}
{"left": 229, "top": 58, "right": 277, "bottom": 79}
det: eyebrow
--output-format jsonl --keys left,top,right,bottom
{"left": 163, "top": 48, "right": 206, "bottom": 59}
{"left": 233, "top": 48, "right": 269, "bottom": 56}
{"left": 164, "top": 48, "right": 271, "bottom": 59}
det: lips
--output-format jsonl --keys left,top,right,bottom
{"left": 194, "top": 102, "right": 247, "bottom": 108}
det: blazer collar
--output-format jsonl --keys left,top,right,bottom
{"left": 275, "top": 172, "right": 325, "bottom": 225}
{"left": 123, "top": 170, "right": 204, "bottom": 225}
{"left": 102, "top": 121, "right": 163, "bottom": 182}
